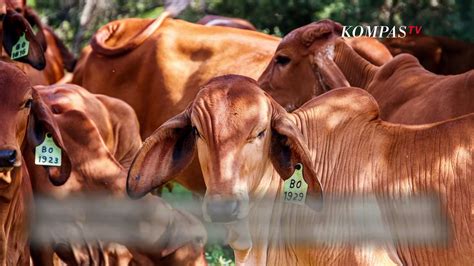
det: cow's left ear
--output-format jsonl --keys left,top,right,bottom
{"left": 2, "top": 9, "right": 46, "bottom": 70}
{"left": 27, "top": 89, "right": 71, "bottom": 186}
{"left": 269, "top": 101, "right": 323, "bottom": 211}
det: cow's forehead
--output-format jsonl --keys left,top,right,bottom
{"left": 280, "top": 30, "right": 300, "bottom": 47}
{"left": 0, "top": 63, "right": 31, "bottom": 99}
{"left": 192, "top": 76, "right": 271, "bottom": 136}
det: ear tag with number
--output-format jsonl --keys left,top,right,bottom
{"left": 35, "top": 133, "right": 62, "bottom": 166}
{"left": 282, "top": 163, "right": 308, "bottom": 205}
{"left": 11, "top": 33, "right": 30, "bottom": 60}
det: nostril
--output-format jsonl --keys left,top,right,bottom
{"left": 0, "top": 150, "right": 17, "bottom": 167}
{"left": 7, "top": 150, "right": 16, "bottom": 164}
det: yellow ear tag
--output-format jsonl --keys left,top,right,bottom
{"left": 35, "top": 133, "right": 62, "bottom": 166}
{"left": 11, "top": 33, "right": 30, "bottom": 60}
{"left": 282, "top": 163, "right": 308, "bottom": 205}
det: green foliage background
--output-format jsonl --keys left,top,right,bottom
{"left": 29, "top": 0, "right": 472, "bottom": 54}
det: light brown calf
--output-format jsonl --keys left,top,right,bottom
{"left": 128, "top": 75, "right": 473, "bottom": 265}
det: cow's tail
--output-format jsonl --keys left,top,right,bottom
{"left": 91, "top": 11, "right": 171, "bottom": 56}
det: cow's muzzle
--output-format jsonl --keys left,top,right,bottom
{"left": 203, "top": 194, "right": 249, "bottom": 223}
{"left": 0, "top": 149, "right": 17, "bottom": 168}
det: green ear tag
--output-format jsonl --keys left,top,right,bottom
{"left": 11, "top": 33, "right": 30, "bottom": 60}
{"left": 35, "top": 133, "right": 62, "bottom": 166}
{"left": 281, "top": 163, "right": 308, "bottom": 205}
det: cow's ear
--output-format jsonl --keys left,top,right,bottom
{"left": 23, "top": 7, "right": 48, "bottom": 51}
{"left": 311, "top": 43, "right": 350, "bottom": 90}
{"left": 27, "top": 89, "right": 71, "bottom": 186}
{"left": 127, "top": 108, "right": 196, "bottom": 199}
{"left": 2, "top": 9, "right": 46, "bottom": 70}
{"left": 269, "top": 101, "right": 323, "bottom": 211}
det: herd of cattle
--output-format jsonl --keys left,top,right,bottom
{"left": 0, "top": 1, "right": 473, "bottom": 265}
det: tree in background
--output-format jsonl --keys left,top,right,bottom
{"left": 202, "top": 0, "right": 473, "bottom": 41}
{"left": 31, "top": 0, "right": 472, "bottom": 54}
{"left": 31, "top": 0, "right": 164, "bottom": 53}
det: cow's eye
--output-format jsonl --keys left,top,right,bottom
{"left": 15, "top": 8, "right": 23, "bottom": 13}
{"left": 192, "top": 126, "right": 201, "bottom": 138}
{"left": 24, "top": 98, "right": 33, "bottom": 108}
{"left": 257, "top": 130, "right": 266, "bottom": 139}
{"left": 275, "top": 55, "right": 291, "bottom": 66}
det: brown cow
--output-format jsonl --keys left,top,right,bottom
{"left": 197, "top": 15, "right": 257, "bottom": 31}
{"left": 0, "top": 61, "right": 71, "bottom": 265}
{"left": 25, "top": 84, "right": 207, "bottom": 265}
{"left": 383, "top": 34, "right": 474, "bottom": 75}
{"left": 127, "top": 75, "right": 473, "bottom": 265}
{"left": 258, "top": 20, "right": 474, "bottom": 124}
{"left": 1, "top": 0, "right": 76, "bottom": 85}
{"left": 73, "top": 12, "right": 280, "bottom": 139}
{"left": 72, "top": 14, "right": 392, "bottom": 193}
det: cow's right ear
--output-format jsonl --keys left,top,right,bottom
{"left": 127, "top": 108, "right": 196, "bottom": 199}
{"left": 2, "top": 9, "right": 46, "bottom": 70}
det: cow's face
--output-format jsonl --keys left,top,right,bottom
{"left": 127, "top": 75, "right": 323, "bottom": 223}
{"left": 258, "top": 20, "right": 342, "bottom": 111}
{"left": 0, "top": 60, "right": 30, "bottom": 182}
{"left": 191, "top": 79, "right": 273, "bottom": 222}
{"left": 0, "top": 62, "right": 70, "bottom": 185}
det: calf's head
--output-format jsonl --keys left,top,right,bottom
{"left": 127, "top": 75, "right": 323, "bottom": 223}
{"left": 0, "top": 61, "right": 70, "bottom": 185}
{"left": 258, "top": 19, "right": 343, "bottom": 111}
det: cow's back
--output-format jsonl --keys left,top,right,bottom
{"left": 368, "top": 54, "right": 474, "bottom": 124}
{"left": 75, "top": 17, "right": 279, "bottom": 137}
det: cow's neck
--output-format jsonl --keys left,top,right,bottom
{"left": 333, "top": 41, "right": 378, "bottom": 91}
{"left": 0, "top": 165, "right": 30, "bottom": 264}
{"left": 293, "top": 111, "right": 385, "bottom": 194}
{"left": 232, "top": 166, "right": 283, "bottom": 265}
